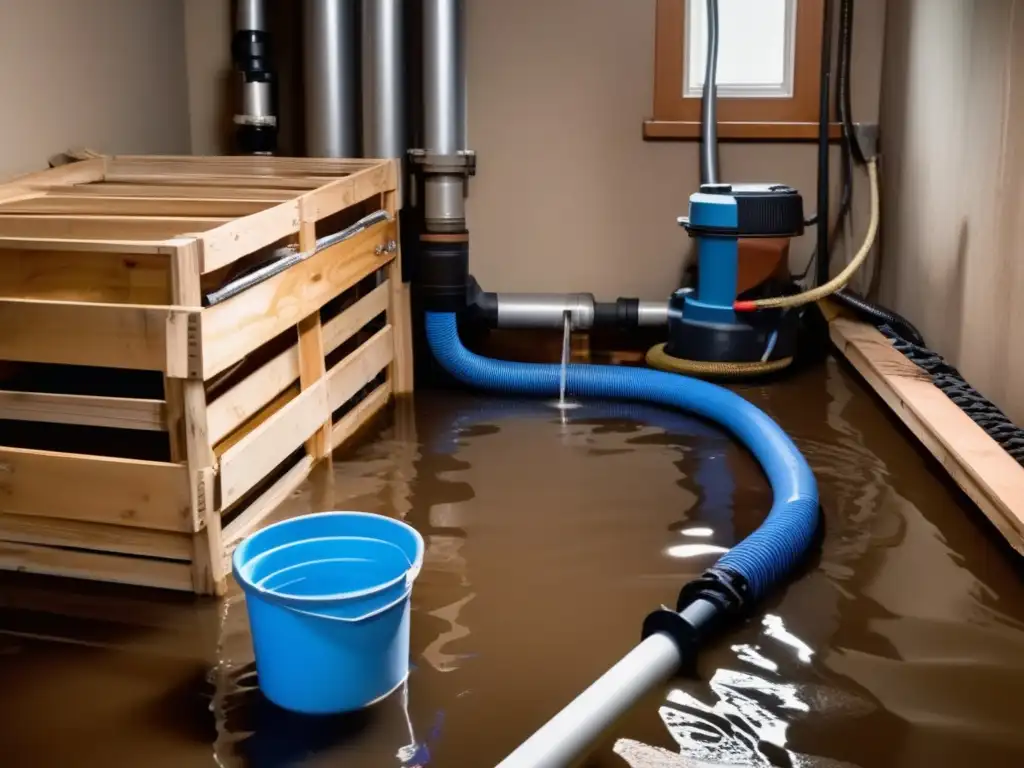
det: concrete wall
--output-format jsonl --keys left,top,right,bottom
{"left": 183, "top": 0, "right": 886, "bottom": 299}
{"left": 879, "top": 0, "right": 1024, "bottom": 423}
{"left": 0, "top": 0, "right": 190, "bottom": 179}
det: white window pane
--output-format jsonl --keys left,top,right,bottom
{"left": 685, "top": 0, "right": 797, "bottom": 98}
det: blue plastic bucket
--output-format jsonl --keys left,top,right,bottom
{"left": 233, "top": 512, "right": 424, "bottom": 714}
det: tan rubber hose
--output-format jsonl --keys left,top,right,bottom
{"left": 645, "top": 343, "right": 793, "bottom": 378}
{"left": 737, "top": 157, "right": 879, "bottom": 311}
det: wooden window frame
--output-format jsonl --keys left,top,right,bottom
{"left": 644, "top": 0, "right": 840, "bottom": 141}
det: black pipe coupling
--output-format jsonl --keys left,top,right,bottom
{"left": 419, "top": 233, "right": 470, "bottom": 312}
{"left": 640, "top": 566, "right": 750, "bottom": 665}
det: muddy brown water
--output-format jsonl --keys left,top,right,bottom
{"left": 2, "top": 358, "right": 1024, "bottom": 767}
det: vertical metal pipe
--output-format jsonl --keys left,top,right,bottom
{"left": 422, "top": 0, "right": 467, "bottom": 230}
{"left": 304, "top": 0, "right": 358, "bottom": 157}
{"left": 362, "top": 0, "right": 406, "bottom": 158}
{"left": 700, "top": 0, "right": 721, "bottom": 185}
{"left": 423, "top": 0, "right": 462, "bottom": 154}
{"left": 237, "top": 0, "right": 266, "bottom": 32}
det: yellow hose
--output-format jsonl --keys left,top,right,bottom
{"left": 645, "top": 343, "right": 793, "bottom": 378}
{"left": 740, "top": 157, "right": 879, "bottom": 311}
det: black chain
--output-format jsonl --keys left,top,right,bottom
{"left": 878, "top": 325, "right": 1024, "bottom": 465}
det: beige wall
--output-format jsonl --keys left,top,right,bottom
{"left": 466, "top": 0, "right": 886, "bottom": 298}
{"left": 879, "top": 0, "right": 1024, "bottom": 423}
{"left": 182, "top": 0, "right": 886, "bottom": 298}
{"left": 0, "top": 0, "right": 190, "bottom": 179}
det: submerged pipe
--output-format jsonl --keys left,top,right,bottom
{"left": 424, "top": 311, "right": 819, "bottom": 766}
{"left": 362, "top": 0, "right": 406, "bottom": 158}
{"left": 304, "top": 0, "right": 359, "bottom": 157}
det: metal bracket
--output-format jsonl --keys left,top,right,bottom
{"left": 407, "top": 148, "right": 477, "bottom": 177}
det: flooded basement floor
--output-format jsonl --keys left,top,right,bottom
{"left": 2, "top": 358, "right": 1024, "bottom": 767}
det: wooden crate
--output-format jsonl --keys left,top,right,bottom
{"left": 0, "top": 155, "right": 414, "bottom": 594}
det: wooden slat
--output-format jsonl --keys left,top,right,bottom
{"left": 330, "top": 381, "right": 393, "bottom": 451}
{"left": 214, "top": 385, "right": 299, "bottom": 458}
{"left": 0, "top": 513, "right": 192, "bottom": 560}
{"left": 0, "top": 195, "right": 273, "bottom": 217}
{"left": 0, "top": 215, "right": 231, "bottom": 241}
{"left": 298, "top": 161, "right": 397, "bottom": 221}
{"left": 0, "top": 236, "right": 173, "bottom": 255}
{"left": 6, "top": 158, "right": 107, "bottom": 188}
{"left": 200, "top": 220, "right": 396, "bottom": 378}
{"left": 102, "top": 173, "right": 329, "bottom": 190}
{"left": 0, "top": 298, "right": 199, "bottom": 374}
{"left": 0, "top": 540, "right": 193, "bottom": 591}
{"left": 384, "top": 192, "right": 414, "bottom": 393}
{"left": 218, "top": 378, "right": 329, "bottom": 508}
{"left": 831, "top": 318, "right": 1024, "bottom": 552}
{"left": 197, "top": 200, "right": 301, "bottom": 274}
{"left": 207, "top": 347, "right": 300, "bottom": 445}
{"left": 0, "top": 248, "right": 169, "bottom": 304}
{"left": 221, "top": 455, "right": 315, "bottom": 553}
{"left": 295, "top": 218, "right": 331, "bottom": 459}
{"left": 0, "top": 390, "right": 165, "bottom": 431}
{"left": 323, "top": 281, "right": 391, "bottom": 352}
{"left": 205, "top": 283, "right": 392, "bottom": 446}
{"left": 327, "top": 326, "right": 394, "bottom": 412}
{"left": 108, "top": 154, "right": 380, "bottom": 176}
{"left": 0, "top": 447, "right": 192, "bottom": 532}
{"left": 68, "top": 183, "right": 299, "bottom": 201}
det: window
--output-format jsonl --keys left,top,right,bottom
{"left": 647, "top": 0, "right": 836, "bottom": 140}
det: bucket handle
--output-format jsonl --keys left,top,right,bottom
{"left": 282, "top": 586, "right": 413, "bottom": 624}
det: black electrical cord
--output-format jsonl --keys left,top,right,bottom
{"left": 814, "top": 0, "right": 834, "bottom": 288}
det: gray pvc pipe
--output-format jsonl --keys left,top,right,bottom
{"left": 304, "top": 0, "right": 359, "bottom": 157}
{"left": 362, "top": 0, "right": 406, "bottom": 159}
{"left": 497, "top": 633, "right": 682, "bottom": 768}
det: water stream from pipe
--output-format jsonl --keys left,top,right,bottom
{"left": 558, "top": 309, "right": 571, "bottom": 409}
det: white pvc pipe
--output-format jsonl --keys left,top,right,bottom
{"left": 497, "top": 633, "right": 682, "bottom": 768}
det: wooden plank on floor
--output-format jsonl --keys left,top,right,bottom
{"left": 0, "top": 390, "right": 165, "bottom": 431}
{"left": 0, "top": 513, "right": 192, "bottom": 561}
{"left": 0, "top": 298, "right": 198, "bottom": 373}
{"left": 327, "top": 326, "right": 394, "bottom": 412}
{"left": 0, "top": 447, "right": 192, "bottom": 532}
{"left": 0, "top": 540, "right": 193, "bottom": 591}
{"left": 207, "top": 344, "right": 301, "bottom": 445}
{"left": 330, "top": 381, "right": 393, "bottom": 452}
{"left": 830, "top": 318, "right": 1024, "bottom": 553}
{"left": 0, "top": 195, "right": 274, "bottom": 217}
{"left": 218, "top": 378, "right": 329, "bottom": 509}
{"left": 322, "top": 280, "right": 390, "bottom": 354}
{"left": 0, "top": 215, "right": 231, "bottom": 240}
{"left": 201, "top": 221, "right": 395, "bottom": 378}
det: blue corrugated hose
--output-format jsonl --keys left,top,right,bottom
{"left": 425, "top": 311, "right": 818, "bottom": 601}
